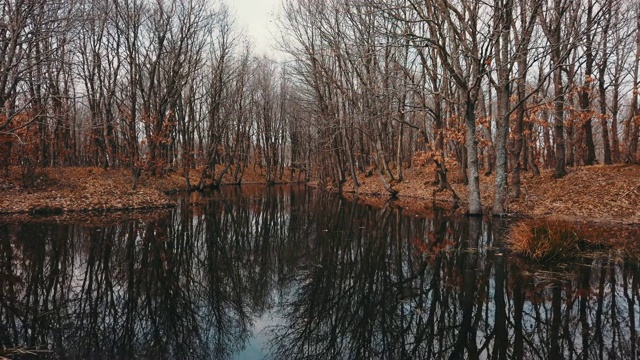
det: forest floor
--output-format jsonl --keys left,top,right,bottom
{"left": 0, "top": 163, "right": 638, "bottom": 225}
{"left": 0, "top": 165, "right": 304, "bottom": 217}
{"left": 336, "top": 163, "right": 640, "bottom": 225}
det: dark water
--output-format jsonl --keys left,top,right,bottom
{"left": 1, "top": 185, "right": 639, "bottom": 359}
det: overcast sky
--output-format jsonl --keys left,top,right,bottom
{"left": 228, "top": 0, "right": 283, "bottom": 56}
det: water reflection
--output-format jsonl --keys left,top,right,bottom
{"left": 0, "top": 185, "right": 639, "bottom": 359}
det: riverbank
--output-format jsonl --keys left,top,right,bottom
{"left": 0, "top": 166, "right": 303, "bottom": 216}
{"left": 336, "top": 163, "right": 640, "bottom": 225}
{"left": 1, "top": 164, "right": 638, "bottom": 225}
{"left": 0, "top": 167, "right": 175, "bottom": 215}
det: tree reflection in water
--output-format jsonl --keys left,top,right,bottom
{"left": 0, "top": 185, "right": 639, "bottom": 359}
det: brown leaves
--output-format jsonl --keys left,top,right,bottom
{"left": 509, "top": 164, "right": 640, "bottom": 223}
{"left": 339, "top": 163, "right": 640, "bottom": 224}
{"left": 0, "top": 167, "right": 175, "bottom": 215}
{"left": 0, "top": 163, "right": 306, "bottom": 216}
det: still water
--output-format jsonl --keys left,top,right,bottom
{"left": 1, "top": 185, "right": 639, "bottom": 359}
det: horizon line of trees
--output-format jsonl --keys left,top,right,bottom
{"left": 1, "top": 0, "right": 639, "bottom": 215}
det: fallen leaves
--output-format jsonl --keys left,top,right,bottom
{"left": 338, "top": 163, "right": 640, "bottom": 224}
{"left": 0, "top": 167, "right": 175, "bottom": 215}
{"left": 1, "top": 163, "right": 638, "bottom": 224}
{"left": 0, "top": 165, "right": 305, "bottom": 216}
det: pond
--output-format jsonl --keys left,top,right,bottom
{"left": 0, "top": 185, "right": 639, "bottom": 359}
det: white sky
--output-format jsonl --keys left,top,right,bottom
{"left": 228, "top": 0, "right": 283, "bottom": 56}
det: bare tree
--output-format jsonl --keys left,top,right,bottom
{"left": 539, "top": 0, "right": 580, "bottom": 178}
{"left": 510, "top": 0, "right": 542, "bottom": 199}
{"left": 491, "top": 0, "right": 515, "bottom": 215}
{"left": 626, "top": 4, "right": 640, "bottom": 163}
{"left": 404, "top": 0, "right": 494, "bottom": 214}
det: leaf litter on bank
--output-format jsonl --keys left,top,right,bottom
{"left": 0, "top": 167, "right": 175, "bottom": 214}
{"left": 0, "top": 163, "right": 639, "bottom": 223}
{"left": 339, "top": 163, "right": 640, "bottom": 224}
{"left": 0, "top": 165, "right": 306, "bottom": 216}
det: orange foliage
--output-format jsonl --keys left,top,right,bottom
{"left": 0, "top": 112, "right": 39, "bottom": 177}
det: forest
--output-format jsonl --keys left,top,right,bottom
{"left": 1, "top": 0, "right": 640, "bottom": 216}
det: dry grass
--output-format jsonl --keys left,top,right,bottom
{"left": 507, "top": 219, "right": 605, "bottom": 261}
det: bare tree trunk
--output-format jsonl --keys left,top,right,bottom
{"left": 553, "top": 64, "right": 567, "bottom": 177}
{"left": 465, "top": 95, "right": 483, "bottom": 215}
{"left": 540, "top": 0, "right": 575, "bottom": 177}
{"left": 566, "top": 86, "right": 576, "bottom": 167}
{"left": 609, "top": 3, "right": 629, "bottom": 164}
{"left": 579, "top": 0, "right": 597, "bottom": 166}
{"left": 527, "top": 120, "right": 541, "bottom": 176}
{"left": 598, "top": 44, "right": 612, "bottom": 164}
{"left": 512, "top": 64, "right": 526, "bottom": 198}
{"left": 542, "top": 108, "right": 554, "bottom": 167}
{"left": 396, "top": 122, "right": 404, "bottom": 182}
{"left": 477, "top": 88, "right": 494, "bottom": 175}
{"left": 492, "top": 0, "right": 514, "bottom": 215}
{"left": 626, "top": 7, "right": 640, "bottom": 163}
{"left": 611, "top": 76, "right": 621, "bottom": 162}
{"left": 375, "top": 132, "right": 393, "bottom": 180}
{"left": 510, "top": 0, "right": 540, "bottom": 194}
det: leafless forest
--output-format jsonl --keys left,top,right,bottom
{"left": 1, "top": 0, "right": 639, "bottom": 215}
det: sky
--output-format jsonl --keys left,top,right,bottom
{"left": 228, "top": 0, "right": 283, "bottom": 56}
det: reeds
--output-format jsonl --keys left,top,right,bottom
{"left": 507, "top": 219, "right": 596, "bottom": 261}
